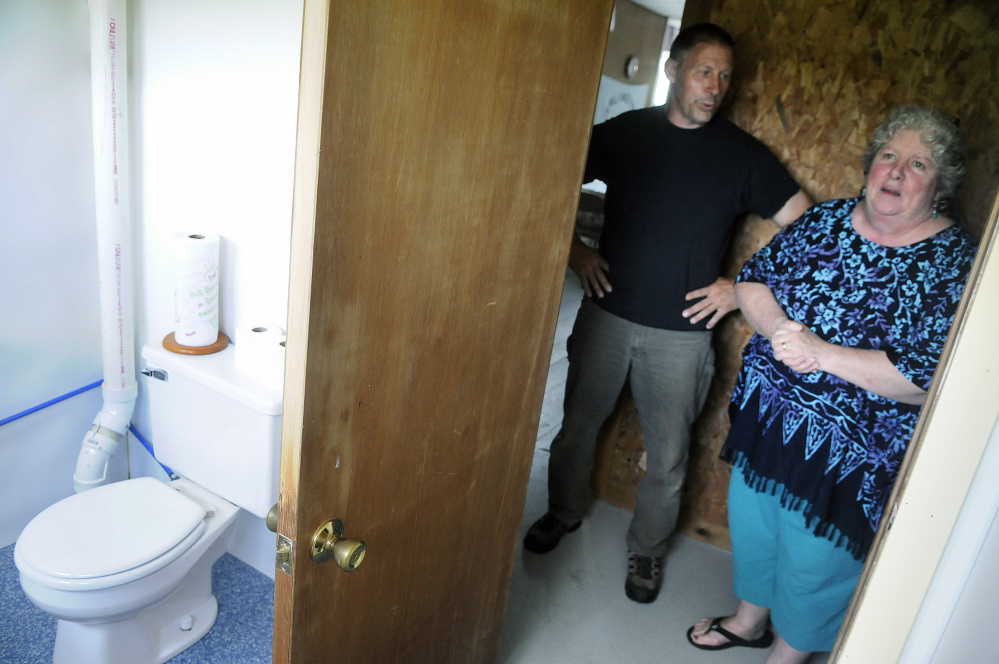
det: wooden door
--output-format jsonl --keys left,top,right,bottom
{"left": 275, "top": 2, "right": 613, "bottom": 663}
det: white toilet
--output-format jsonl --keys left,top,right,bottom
{"left": 14, "top": 343, "right": 282, "bottom": 664}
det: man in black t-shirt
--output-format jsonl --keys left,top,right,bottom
{"left": 523, "top": 23, "right": 812, "bottom": 605}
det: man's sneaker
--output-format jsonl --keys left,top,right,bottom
{"left": 523, "top": 513, "right": 581, "bottom": 554}
{"left": 625, "top": 550, "right": 662, "bottom": 603}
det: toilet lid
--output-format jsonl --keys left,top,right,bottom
{"left": 17, "top": 477, "right": 207, "bottom": 580}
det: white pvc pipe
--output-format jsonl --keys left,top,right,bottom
{"left": 74, "top": 0, "right": 137, "bottom": 492}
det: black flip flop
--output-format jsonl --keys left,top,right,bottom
{"left": 686, "top": 616, "right": 775, "bottom": 651}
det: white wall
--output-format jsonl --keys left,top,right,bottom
{"left": 1, "top": 0, "right": 304, "bottom": 578}
{"left": 131, "top": 0, "right": 302, "bottom": 352}
{"left": 0, "top": 0, "right": 128, "bottom": 547}
{"left": 928, "top": 416, "right": 999, "bottom": 663}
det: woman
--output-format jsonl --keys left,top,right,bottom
{"left": 687, "top": 105, "right": 978, "bottom": 662}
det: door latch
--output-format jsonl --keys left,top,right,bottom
{"left": 266, "top": 503, "right": 294, "bottom": 576}
{"left": 275, "top": 534, "right": 293, "bottom": 576}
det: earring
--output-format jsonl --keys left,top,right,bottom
{"left": 932, "top": 199, "right": 940, "bottom": 219}
{"left": 860, "top": 187, "right": 866, "bottom": 198}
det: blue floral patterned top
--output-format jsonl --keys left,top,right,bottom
{"left": 722, "top": 198, "right": 977, "bottom": 559}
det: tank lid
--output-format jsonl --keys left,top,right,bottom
{"left": 142, "top": 343, "right": 283, "bottom": 415}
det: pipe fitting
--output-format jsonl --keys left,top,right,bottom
{"left": 73, "top": 391, "right": 136, "bottom": 492}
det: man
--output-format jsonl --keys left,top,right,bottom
{"left": 523, "top": 23, "right": 813, "bottom": 605}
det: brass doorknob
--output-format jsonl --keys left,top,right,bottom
{"left": 266, "top": 503, "right": 279, "bottom": 533}
{"left": 311, "top": 518, "right": 366, "bottom": 572}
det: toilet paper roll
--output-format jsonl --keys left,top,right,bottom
{"left": 174, "top": 233, "right": 221, "bottom": 347}
{"left": 234, "top": 324, "right": 286, "bottom": 386}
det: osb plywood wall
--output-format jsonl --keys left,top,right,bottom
{"left": 677, "top": 0, "right": 999, "bottom": 544}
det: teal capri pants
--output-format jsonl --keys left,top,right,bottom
{"left": 728, "top": 466, "right": 866, "bottom": 652}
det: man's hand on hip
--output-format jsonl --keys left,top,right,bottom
{"left": 568, "top": 237, "right": 612, "bottom": 298}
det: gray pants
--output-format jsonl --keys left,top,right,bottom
{"left": 548, "top": 299, "right": 715, "bottom": 557}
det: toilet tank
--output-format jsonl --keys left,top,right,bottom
{"left": 141, "top": 343, "right": 282, "bottom": 518}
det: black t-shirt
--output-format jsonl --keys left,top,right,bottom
{"left": 583, "top": 106, "right": 799, "bottom": 330}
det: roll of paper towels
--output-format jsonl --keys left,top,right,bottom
{"left": 235, "top": 324, "right": 286, "bottom": 386}
{"left": 174, "top": 233, "right": 220, "bottom": 347}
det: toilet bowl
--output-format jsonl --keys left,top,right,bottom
{"left": 14, "top": 343, "right": 282, "bottom": 664}
{"left": 15, "top": 477, "right": 240, "bottom": 664}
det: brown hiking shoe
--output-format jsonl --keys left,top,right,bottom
{"left": 625, "top": 550, "right": 662, "bottom": 603}
{"left": 523, "top": 513, "right": 581, "bottom": 554}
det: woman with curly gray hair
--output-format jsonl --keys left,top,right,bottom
{"left": 863, "top": 104, "right": 967, "bottom": 214}
{"left": 687, "top": 104, "right": 977, "bottom": 662}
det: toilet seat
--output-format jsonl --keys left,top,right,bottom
{"left": 15, "top": 477, "right": 207, "bottom": 591}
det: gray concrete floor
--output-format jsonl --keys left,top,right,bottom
{"left": 497, "top": 273, "right": 829, "bottom": 664}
